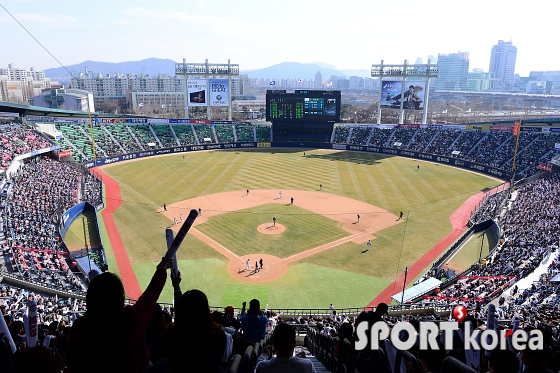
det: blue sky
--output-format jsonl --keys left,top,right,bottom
{"left": 0, "top": 0, "right": 556, "bottom": 76}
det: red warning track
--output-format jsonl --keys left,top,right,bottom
{"left": 94, "top": 168, "right": 142, "bottom": 299}
{"left": 368, "top": 190, "right": 493, "bottom": 307}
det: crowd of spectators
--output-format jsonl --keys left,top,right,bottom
{"left": 2, "top": 157, "right": 101, "bottom": 292}
{"left": 368, "top": 128, "right": 393, "bottom": 147}
{"left": 127, "top": 124, "right": 159, "bottom": 150}
{"left": 235, "top": 124, "right": 255, "bottom": 142}
{"left": 193, "top": 125, "right": 215, "bottom": 144}
{"left": 171, "top": 124, "right": 198, "bottom": 146}
{"left": 255, "top": 125, "right": 271, "bottom": 142}
{"left": 427, "top": 276, "right": 514, "bottom": 303}
{"left": 81, "top": 172, "right": 103, "bottom": 208}
{"left": 425, "top": 129, "right": 466, "bottom": 156}
{"left": 151, "top": 125, "right": 177, "bottom": 148}
{"left": 108, "top": 124, "right": 144, "bottom": 153}
{"left": 473, "top": 174, "right": 560, "bottom": 279}
{"left": 332, "top": 126, "right": 350, "bottom": 143}
{"left": 0, "top": 124, "right": 51, "bottom": 171}
{"left": 469, "top": 189, "right": 509, "bottom": 225}
{"left": 408, "top": 127, "right": 439, "bottom": 152}
{"left": 214, "top": 125, "right": 235, "bottom": 143}
{"left": 89, "top": 127, "right": 121, "bottom": 157}
{"left": 449, "top": 130, "right": 486, "bottom": 159}
{"left": 348, "top": 126, "right": 371, "bottom": 145}
{"left": 390, "top": 127, "right": 416, "bottom": 148}
{"left": 50, "top": 122, "right": 560, "bottom": 179}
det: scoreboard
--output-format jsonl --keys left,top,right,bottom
{"left": 266, "top": 90, "right": 341, "bottom": 123}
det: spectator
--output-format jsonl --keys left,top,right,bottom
{"left": 65, "top": 258, "right": 172, "bottom": 373}
{"left": 488, "top": 349, "right": 520, "bottom": 373}
{"left": 255, "top": 322, "right": 316, "bottom": 373}
{"left": 162, "top": 289, "right": 232, "bottom": 372}
{"left": 240, "top": 299, "right": 269, "bottom": 344}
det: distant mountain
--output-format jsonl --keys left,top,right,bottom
{"left": 241, "top": 62, "right": 372, "bottom": 80}
{"left": 44, "top": 58, "right": 176, "bottom": 79}
{"left": 311, "top": 61, "right": 339, "bottom": 70}
{"left": 44, "top": 59, "right": 372, "bottom": 82}
{"left": 241, "top": 62, "right": 346, "bottom": 80}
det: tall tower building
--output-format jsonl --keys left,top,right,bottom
{"left": 489, "top": 40, "right": 517, "bottom": 90}
{"left": 314, "top": 71, "right": 323, "bottom": 89}
{"left": 435, "top": 52, "right": 470, "bottom": 91}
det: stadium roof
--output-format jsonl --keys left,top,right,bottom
{"left": 467, "top": 117, "right": 560, "bottom": 126}
{"left": 0, "top": 100, "right": 144, "bottom": 119}
{"left": 392, "top": 277, "right": 442, "bottom": 304}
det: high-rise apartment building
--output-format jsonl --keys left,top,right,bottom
{"left": 489, "top": 40, "right": 517, "bottom": 90}
{"left": 0, "top": 64, "right": 51, "bottom": 102}
{"left": 314, "top": 71, "right": 323, "bottom": 89}
{"left": 435, "top": 52, "right": 470, "bottom": 91}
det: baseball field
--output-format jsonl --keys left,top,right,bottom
{"left": 84, "top": 148, "right": 501, "bottom": 308}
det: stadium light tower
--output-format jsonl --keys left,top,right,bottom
{"left": 371, "top": 60, "right": 439, "bottom": 125}
{"left": 175, "top": 59, "right": 239, "bottom": 121}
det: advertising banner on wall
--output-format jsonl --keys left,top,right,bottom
{"left": 380, "top": 80, "right": 425, "bottom": 110}
{"left": 209, "top": 79, "right": 229, "bottom": 106}
{"left": 187, "top": 79, "right": 207, "bottom": 107}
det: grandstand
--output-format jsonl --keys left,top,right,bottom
{"left": 1, "top": 115, "right": 560, "bottom": 372}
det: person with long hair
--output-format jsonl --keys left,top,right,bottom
{"left": 65, "top": 258, "right": 172, "bottom": 373}
{"left": 162, "top": 289, "right": 232, "bottom": 372}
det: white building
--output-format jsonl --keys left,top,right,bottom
{"left": 28, "top": 89, "right": 95, "bottom": 112}
{"left": 0, "top": 64, "right": 51, "bottom": 103}
{"left": 231, "top": 74, "right": 250, "bottom": 96}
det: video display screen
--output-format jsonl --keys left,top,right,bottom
{"left": 266, "top": 90, "right": 341, "bottom": 123}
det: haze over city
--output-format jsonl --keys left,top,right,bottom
{"left": 0, "top": 0, "right": 557, "bottom": 76}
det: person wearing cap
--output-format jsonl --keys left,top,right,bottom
{"left": 223, "top": 306, "right": 241, "bottom": 331}
{"left": 240, "top": 299, "right": 268, "bottom": 344}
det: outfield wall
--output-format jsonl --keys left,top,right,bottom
{"left": 83, "top": 141, "right": 512, "bottom": 180}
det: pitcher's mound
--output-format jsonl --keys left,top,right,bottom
{"left": 257, "top": 223, "right": 285, "bottom": 235}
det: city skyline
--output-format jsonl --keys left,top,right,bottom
{"left": 0, "top": 0, "right": 557, "bottom": 77}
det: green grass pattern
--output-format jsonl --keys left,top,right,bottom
{"left": 101, "top": 149, "right": 501, "bottom": 307}
{"left": 196, "top": 204, "right": 348, "bottom": 258}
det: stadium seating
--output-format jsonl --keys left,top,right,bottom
{"left": 369, "top": 128, "right": 393, "bottom": 147}
{"left": 214, "top": 124, "right": 235, "bottom": 143}
{"left": 333, "top": 126, "right": 350, "bottom": 143}
{"left": 349, "top": 126, "right": 371, "bottom": 146}
{"left": 390, "top": 127, "right": 416, "bottom": 148}
{"left": 171, "top": 123, "right": 198, "bottom": 146}
{"left": 255, "top": 125, "right": 271, "bottom": 142}
{"left": 3, "top": 156, "right": 101, "bottom": 293}
{"left": 107, "top": 124, "right": 144, "bottom": 153}
{"left": 235, "top": 124, "right": 255, "bottom": 142}
{"left": 152, "top": 124, "right": 178, "bottom": 148}
{"left": 0, "top": 124, "right": 52, "bottom": 170}
{"left": 193, "top": 125, "right": 216, "bottom": 143}
{"left": 127, "top": 124, "right": 159, "bottom": 149}
{"left": 425, "top": 128, "right": 462, "bottom": 155}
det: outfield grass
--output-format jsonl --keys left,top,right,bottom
{"left": 101, "top": 149, "right": 501, "bottom": 306}
{"left": 196, "top": 204, "right": 348, "bottom": 258}
{"left": 133, "top": 259, "right": 391, "bottom": 308}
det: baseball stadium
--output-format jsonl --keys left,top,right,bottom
{"left": 0, "top": 96, "right": 559, "bottom": 371}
